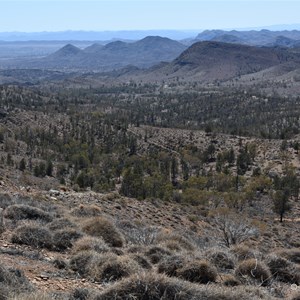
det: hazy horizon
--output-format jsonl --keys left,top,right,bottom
{"left": 0, "top": 1, "right": 299, "bottom": 33}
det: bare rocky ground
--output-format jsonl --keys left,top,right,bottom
{"left": 0, "top": 173, "right": 299, "bottom": 299}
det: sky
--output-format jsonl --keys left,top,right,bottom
{"left": 0, "top": 0, "right": 299, "bottom": 32}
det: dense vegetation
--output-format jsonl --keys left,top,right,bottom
{"left": 0, "top": 83, "right": 299, "bottom": 222}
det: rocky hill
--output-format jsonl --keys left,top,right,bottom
{"left": 23, "top": 36, "right": 187, "bottom": 71}
{"left": 139, "top": 41, "right": 300, "bottom": 82}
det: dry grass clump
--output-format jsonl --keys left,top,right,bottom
{"left": 274, "top": 248, "right": 300, "bottom": 264}
{"left": 0, "top": 193, "right": 13, "bottom": 209}
{"left": 70, "top": 288, "right": 94, "bottom": 300}
{"left": 129, "top": 254, "right": 152, "bottom": 270}
{"left": 158, "top": 254, "right": 187, "bottom": 277}
{"left": 4, "top": 204, "right": 52, "bottom": 222}
{"left": 118, "top": 222, "right": 160, "bottom": 246}
{"left": 145, "top": 246, "right": 172, "bottom": 264}
{"left": 266, "top": 254, "right": 300, "bottom": 284}
{"left": 159, "top": 240, "right": 183, "bottom": 252}
{"left": 82, "top": 217, "right": 124, "bottom": 247}
{"left": 290, "top": 291, "right": 300, "bottom": 300}
{"left": 231, "top": 245, "right": 256, "bottom": 261}
{"left": 235, "top": 259, "right": 271, "bottom": 286}
{"left": 89, "top": 254, "right": 140, "bottom": 283}
{"left": 70, "top": 250, "right": 139, "bottom": 283}
{"left": 7, "top": 292, "right": 53, "bottom": 300}
{"left": 72, "top": 236, "right": 110, "bottom": 254}
{"left": 69, "top": 250, "right": 98, "bottom": 276}
{"left": 11, "top": 225, "right": 52, "bottom": 249}
{"left": 47, "top": 217, "right": 78, "bottom": 231}
{"left": 52, "top": 258, "right": 68, "bottom": 270}
{"left": 156, "top": 232, "right": 195, "bottom": 251}
{"left": 207, "top": 249, "right": 235, "bottom": 270}
{"left": 52, "top": 229, "right": 83, "bottom": 251}
{"left": 93, "top": 272, "right": 198, "bottom": 300}
{"left": 94, "top": 272, "right": 272, "bottom": 300}
{"left": 222, "top": 274, "right": 241, "bottom": 286}
{"left": 176, "top": 259, "right": 218, "bottom": 284}
{"left": 70, "top": 204, "right": 102, "bottom": 218}
{"left": 0, "top": 265, "right": 33, "bottom": 297}
{"left": 126, "top": 245, "right": 146, "bottom": 254}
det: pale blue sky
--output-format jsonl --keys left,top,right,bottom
{"left": 0, "top": 0, "right": 299, "bottom": 32}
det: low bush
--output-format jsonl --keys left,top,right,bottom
{"left": 231, "top": 245, "right": 256, "bottom": 261}
{"left": 266, "top": 254, "right": 300, "bottom": 284}
{"left": 90, "top": 255, "right": 140, "bottom": 283}
{"left": 156, "top": 232, "right": 195, "bottom": 251}
{"left": 176, "top": 259, "right": 218, "bottom": 284}
{"left": 72, "top": 236, "right": 110, "bottom": 254}
{"left": 82, "top": 217, "right": 124, "bottom": 247}
{"left": 4, "top": 204, "right": 52, "bottom": 222}
{"left": 6, "top": 293, "right": 53, "bottom": 300}
{"left": 47, "top": 217, "right": 78, "bottom": 231}
{"left": 235, "top": 259, "right": 271, "bottom": 286}
{"left": 70, "top": 288, "right": 92, "bottom": 300}
{"left": 0, "top": 193, "right": 13, "bottom": 209}
{"left": 11, "top": 225, "right": 52, "bottom": 249}
{"left": 69, "top": 251, "right": 95, "bottom": 276}
{"left": 159, "top": 240, "right": 182, "bottom": 252}
{"left": 53, "top": 258, "right": 68, "bottom": 270}
{"left": 274, "top": 248, "right": 300, "bottom": 264}
{"left": 222, "top": 274, "right": 240, "bottom": 286}
{"left": 52, "top": 229, "right": 83, "bottom": 251}
{"left": 129, "top": 254, "right": 152, "bottom": 270}
{"left": 207, "top": 249, "right": 235, "bottom": 270}
{"left": 290, "top": 291, "right": 300, "bottom": 300}
{"left": 158, "top": 254, "right": 187, "bottom": 277}
{"left": 94, "top": 272, "right": 271, "bottom": 300}
{"left": 71, "top": 204, "right": 102, "bottom": 218}
{"left": 145, "top": 246, "right": 172, "bottom": 264}
{"left": 0, "top": 265, "right": 33, "bottom": 296}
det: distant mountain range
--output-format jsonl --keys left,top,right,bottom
{"left": 2, "top": 30, "right": 300, "bottom": 88}
{"left": 194, "top": 29, "right": 300, "bottom": 47}
{"left": 20, "top": 36, "right": 187, "bottom": 70}
{"left": 0, "top": 30, "right": 199, "bottom": 42}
